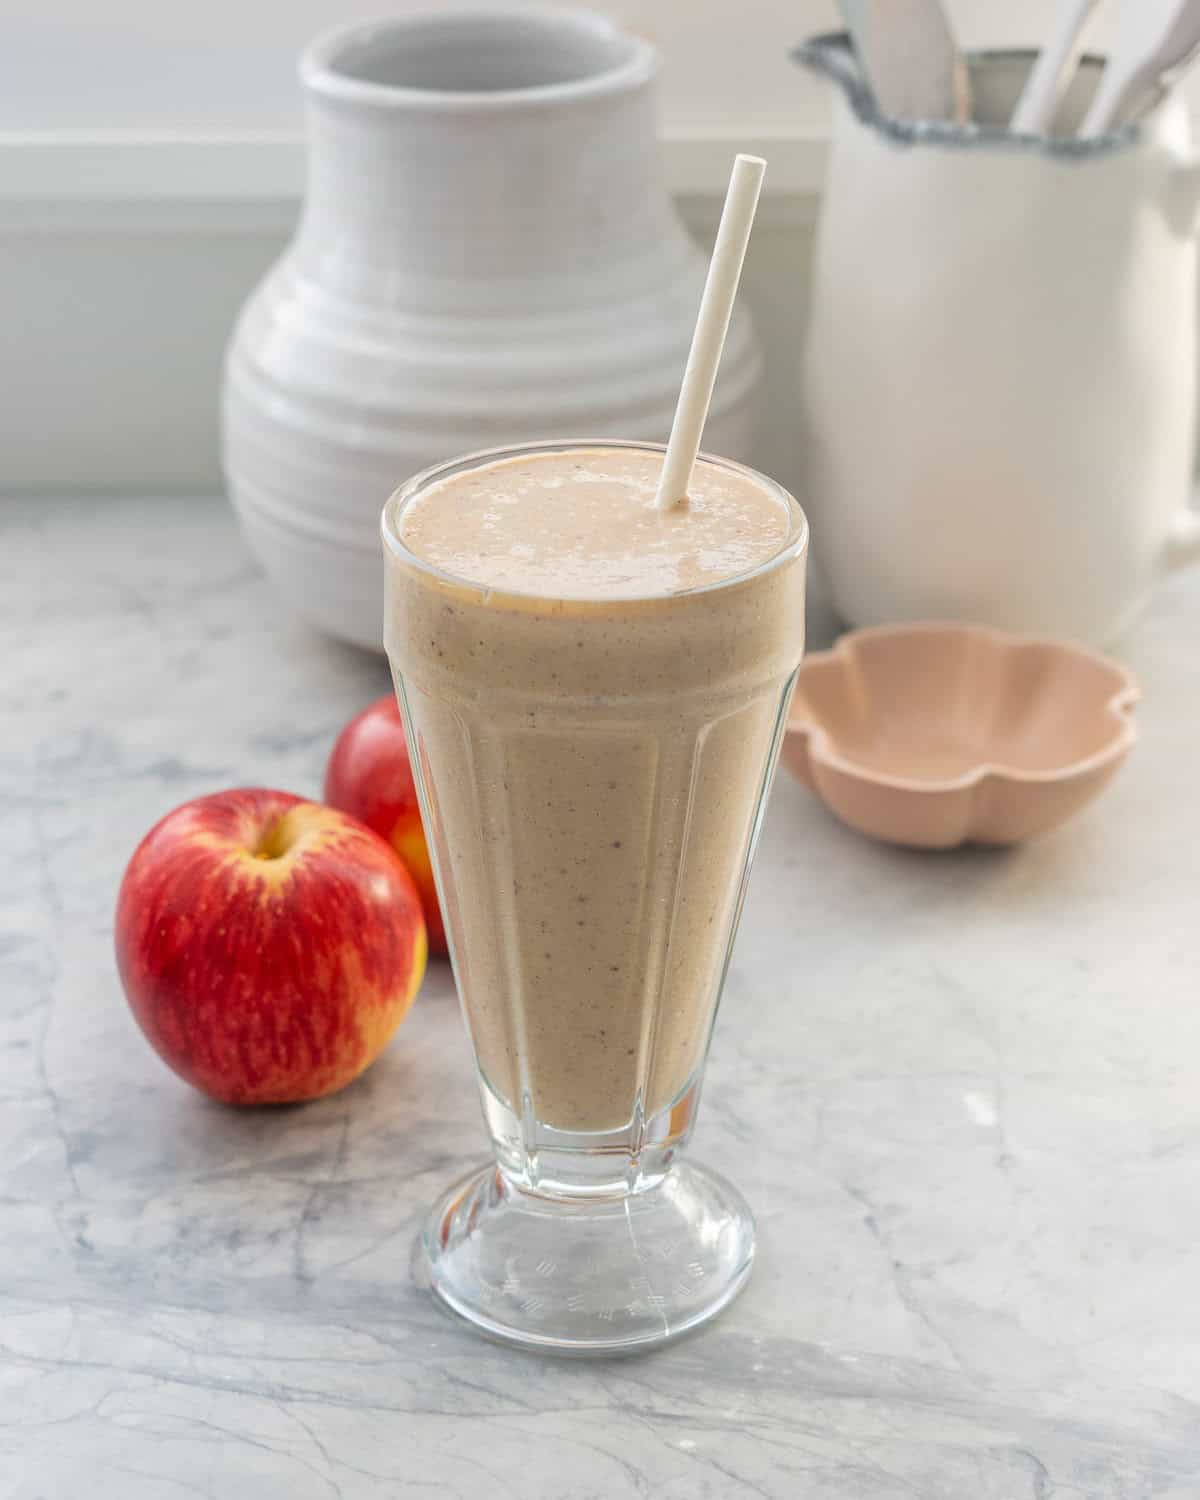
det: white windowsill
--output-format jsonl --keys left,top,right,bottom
{"left": 0, "top": 128, "right": 828, "bottom": 231}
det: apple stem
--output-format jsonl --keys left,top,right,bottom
{"left": 253, "top": 817, "right": 294, "bottom": 861}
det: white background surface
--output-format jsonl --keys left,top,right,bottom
{"left": 3, "top": 0, "right": 1200, "bottom": 494}
{"left": 5, "top": 0, "right": 1196, "bottom": 137}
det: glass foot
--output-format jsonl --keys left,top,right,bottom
{"left": 413, "top": 1160, "right": 755, "bottom": 1355}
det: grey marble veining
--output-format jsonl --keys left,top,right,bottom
{"left": 3, "top": 493, "right": 1200, "bottom": 1498}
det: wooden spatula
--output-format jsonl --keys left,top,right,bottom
{"left": 838, "top": 0, "right": 971, "bottom": 123}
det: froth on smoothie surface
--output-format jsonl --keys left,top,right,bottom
{"left": 398, "top": 448, "right": 791, "bottom": 599}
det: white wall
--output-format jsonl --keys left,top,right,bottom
{"left": 3, "top": 0, "right": 1199, "bottom": 494}
{"left": 5, "top": 0, "right": 1189, "bottom": 138}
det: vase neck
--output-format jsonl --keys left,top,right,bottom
{"left": 296, "top": 86, "right": 680, "bottom": 303}
{"left": 292, "top": 7, "right": 682, "bottom": 310}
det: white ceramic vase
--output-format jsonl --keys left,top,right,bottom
{"left": 223, "top": 7, "right": 762, "bottom": 650}
{"left": 795, "top": 38, "right": 1200, "bottom": 645}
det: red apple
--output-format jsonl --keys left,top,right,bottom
{"left": 324, "top": 695, "right": 447, "bottom": 955}
{"left": 115, "top": 788, "right": 426, "bottom": 1104}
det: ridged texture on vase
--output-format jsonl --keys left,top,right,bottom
{"left": 224, "top": 262, "right": 760, "bottom": 649}
{"left": 221, "top": 10, "right": 763, "bottom": 649}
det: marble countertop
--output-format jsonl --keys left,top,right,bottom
{"left": 5, "top": 493, "right": 1200, "bottom": 1498}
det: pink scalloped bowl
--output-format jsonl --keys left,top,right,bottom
{"left": 782, "top": 624, "right": 1139, "bottom": 848}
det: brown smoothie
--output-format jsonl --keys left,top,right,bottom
{"left": 383, "top": 445, "right": 806, "bottom": 1134}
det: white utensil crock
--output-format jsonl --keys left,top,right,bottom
{"left": 796, "top": 37, "right": 1200, "bottom": 645}
{"left": 223, "top": 7, "right": 762, "bottom": 650}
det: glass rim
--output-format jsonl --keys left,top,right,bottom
{"left": 379, "top": 438, "right": 809, "bottom": 608}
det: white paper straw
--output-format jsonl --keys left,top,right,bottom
{"left": 654, "top": 153, "right": 766, "bottom": 511}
